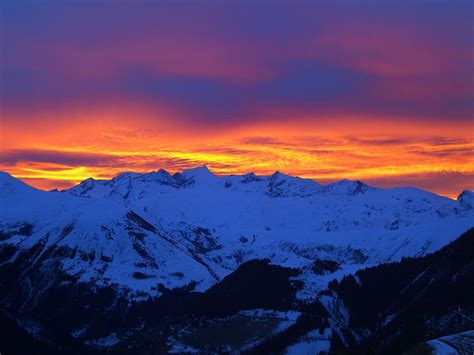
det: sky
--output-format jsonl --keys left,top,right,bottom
{"left": 0, "top": 1, "right": 473, "bottom": 198}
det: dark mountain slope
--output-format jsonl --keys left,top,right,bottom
{"left": 129, "top": 258, "right": 300, "bottom": 321}
{"left": 0, "top": 259, "right": 301, "bottom": 354}
{"left": 326, "top": 228, "right": 474, "bottom": 353}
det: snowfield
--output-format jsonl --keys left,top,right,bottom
{"left": 1, "top": 167, "right": 473, "bottom": 298}
{"left": 426, "top": 330, "right": 474, "bottom": 354}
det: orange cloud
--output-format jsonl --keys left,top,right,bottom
{"left": 1, "top": 108, "right": 473, "bottom": 198}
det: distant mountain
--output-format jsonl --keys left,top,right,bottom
{"left": 0, "top": 167, "right": 473, "bottom": 353}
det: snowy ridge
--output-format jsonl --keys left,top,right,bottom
{"left": 0, "top": 167, "right": 473, "bottom": 299}
{"left": 426, "top": 330, "right": 474, "bottom": 354}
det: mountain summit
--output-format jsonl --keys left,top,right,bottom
{"left": 1, "top": 167, "right": 472, "bottom": 295}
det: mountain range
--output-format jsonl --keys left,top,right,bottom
{"left": 0, "top": 167, "right": 473, "bottom": 354}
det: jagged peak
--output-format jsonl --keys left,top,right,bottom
{"left": 183, "top": 165, "right": 212, "bottom": 174}
{"left": 0, "top": 171, "right": 32, "bottom": 187}
{"left": 156, "top": 168, "right": 170, "bottom": 176}
{"left": 458, "top": 189, "right": 473, "bottom": 199}
{"left": 324, "top": 179, "right": 371, "bottom": 195}
{"left": 113, "top": 171, "right": 141, "bottom": 181}
{"left": 239, "top": 172, "right": 262, "bottom": 184}
{"left": 55, "top": 167, "right": 463, "bottom": 201}
{"left": 457, "top": 189, "right": 474, "bottom": 209}
{"left": 329, "top": 178, "right": 367, "bottom": 186}
{"left": 268, "top": 170, "right": 292, "bottom": 180}
{"left": 181, "top": 166, "right": 216, "bottom": 180}
{"left": 76, "top": 177, "right": 96, "bottom": 188}
{"left": 82, "top": 177, "right": 96, "bottom": 183}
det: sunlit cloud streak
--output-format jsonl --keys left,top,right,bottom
{"left": 2, "top": 127, "right": 473, "bottom": 198}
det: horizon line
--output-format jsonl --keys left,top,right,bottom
{"left": 1, "top": 167, "right": 469, "bottom": 201}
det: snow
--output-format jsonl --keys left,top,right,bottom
{"left": 286, "top": 329, "right": 332, "bottom": 355}
{"left": 427, "top": 340, "right": 458, "bottom": 354}
{"left": 71, "top": 326, "right": 88, "bottom": 338}
{"left": 458, "top": 190, "right": 474, "bottom": 209}
{"left": 1, "top": 168, "right": 473, "bottom": 299}
{"left": 168, "top": 341, "right": 199, "bottom": 354}
{"left": 294, "top": 264, "right": 367, "bottom": 301}
{"left": 85, "top": 333, "right": 121, "bottom": 347}
{"left": 166, "top": 309, "right": 301, "bottom": 353}
{"left": 239, "top": 309, "right": 300, "bottom": 327}
{"left": 427, "top": 329, "right": 474, "bottom": 354}
{"left": 239, "top": 309, "right": 301, "bottom": 350}
{"left": 285, "top": 340, "right": 330, "bottom": 355}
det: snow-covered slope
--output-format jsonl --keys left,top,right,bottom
{"left": 1, "top": 167, "right": 473, "bottom": 299}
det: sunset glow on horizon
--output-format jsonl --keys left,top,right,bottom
{"left": 1, "top": 1, "right": 473, "bottom": 198}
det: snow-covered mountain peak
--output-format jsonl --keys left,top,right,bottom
{"left": 63, "top": 168, "right": 377, "bottom": 199}
{"left": 239, "top": 172, "right": 261, "bottom": 183}
{"left": 112, "top": 171, "right": 142, "bottom": 183}
{"left": 183, "top": 165, "right": 212, "bottom": 174}
{"left": 68, "top": 176, "right": 106, "bottom": 197}
{"left": 0, "top": 168, "right": 473, "bottom": 305}
{"left": 0, "top": 171, "right": 18, "bottom": 186}
{"left": 0, "top": 170, "right": 14, "bottom": 181}
{"left": 180, "top": 165, "right": 220, "bottom": 187}
{"left": 458, "top": 189, "right": 474, "bottom": 209}
{"left": 75, "top": 176, "right": 96, "bottom": 188}
{"left": 0, "top": 171, "right": 28, "bottom": 188}
{"left": 268, "top": 170, "right": 302, "bottom": 181}
{"left": 264, "top": 171, "right": 321, "bottom": 197}
{"left": 0, "top": 171, "right": 41, "bottom": 197}
{"left": 323, "top": 179, "right": 372, "bottom": 195}
{"left": 156, "top": 168, "right": 171, "bottom": 176}
{"left": 181, "top": 165, "right": 214, "bottom": 178}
